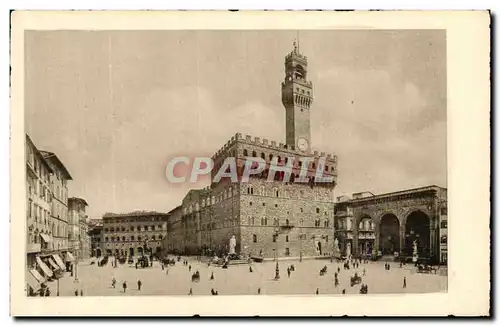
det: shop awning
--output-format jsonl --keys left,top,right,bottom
{"left": 36, "top": 256, "right": 53, "bottom": 278}
{"left": 26, "top": 270, "right": 41, "bottom": 292}
{"left": 66, "top": 252, "right": 76, "bottom": 262}
{"left": 52, "top": 254, "right": 66, "bottom": 270}
{"left": 30, "top": 269, "right": 46, "bottom": 284}
{"left": 39, "top": 233, "right": 52, "bottom": 243}
{"left": 48, "top": 258, "right": 60, "bottom": 270}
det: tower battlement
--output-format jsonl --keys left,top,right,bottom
{"left": 211, "top": 132, "right": 337, "bottom": 165}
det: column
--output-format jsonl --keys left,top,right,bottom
{"left": 399, "top": 226, "right": 405, "bottom": 255}
{"left": 352, "top": 222, "right": 359, "bottom": 256}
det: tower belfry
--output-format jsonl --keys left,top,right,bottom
{"left": 281, "top": 40, "right": 313, "bottom": 152}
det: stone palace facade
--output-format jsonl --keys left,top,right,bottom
{"left": 166, "top": 44, "right": 338, "bottom": 259}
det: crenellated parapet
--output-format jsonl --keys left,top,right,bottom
{"left": 209, "top": 133, "right": 338, "bottom": 189}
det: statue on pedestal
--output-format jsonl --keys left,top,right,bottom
{"left": 229, "top": 235, "right": 236, "bottom": 255}
{"left": 346, "top": 242, "right": 351, "bottom": 259}
{"left": 412, "top": 239, "right": 418, "bottom": 262}
{"left": 334, "top": 238, "right": 340, "bottom": 254}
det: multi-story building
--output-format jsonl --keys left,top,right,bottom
{"left": 166, "top": 44, "right": 338, "bottom": 259}
{"left": 79, "top": 214, "right": 91, "bottom": 259}
{"left": 26, "top": 135, "right": 73, "bottom": 295}
{"left": 333, "top": 185, "right": 447, "bottom": 264}
{"left": 68, "top": 197, "right": 88, "bottom": 260}
{"left": 88, "top": 219, "right": 103, "bottom": 257}
{"left": 40, "top": 151, "right": 72, "bottom": 254}
{"left": 164, "top": 206, "right": 182, "bottom": 254}
{"left": 439, "top": 200, "right": 448, "bottom": 264}
{"left": 102, "top": 211, "right": 168, "bottom": 258}
{"left": 26, "top": 135, "right": 54, "bottom": 267}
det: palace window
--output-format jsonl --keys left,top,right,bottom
{"left": 272, "top": 234, "right": 277, "bottom": 242}
{"left": 159, "top": 235, "right": 163, "bottom": 240}
{"left": 252, "top": 151, "right": 257, "bottom": 157}
{"left": 300, "top": 208, "right": 303, "bottom": 213}
{"left": 130, "top": 227, "right": 134, "bottom": 232}
{"left": 262, "top": 203, "right": 266, "bottom": 207}
{"left": 440, "top": 220, "right": 448, "bottom": 229}
{"left": 131, "top": 236, "right": 135, "bottom": 241}
{"left": 152, "top": 235, "right": 156, "bottom": 241}
{"left": 253, "top": 234, "right": 257, "bottom": 243}
{"left": 251, "top": 217, "right": 255, "bottom": 225}
{"left": 105, "top": 237, "right": 109, "bottom": 242}
{"left": 122, "top": 236, "right": 125, "bottom": 241}
{"left": 243, "top": 149, "right": 248, "bottom": 156}
{"left": 138, "top": 236, "right": 141, "bottom": 241}
{"left": 261, "top": 153, "right": 266, "bottom": 160}
{"left": 316, "top": 208, "right": 320, "bottom": 214}
{"left": 285, "top": 235, "right": 289, "bottom": 242}
{"left": 440, "top": 235, "right": 447, "bottom": 244}
{"left": 275, "top": 190, "right": 279, "bottom": 197}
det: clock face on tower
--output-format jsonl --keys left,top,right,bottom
{"left": 297, "top": 137, "right": 309, "bottom": 151}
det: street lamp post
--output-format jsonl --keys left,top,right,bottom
{"left": 300, "top": 219, "right": 304, "bottom": 263}
{"left": 274, "top": 228, "right": 280, "bottom": 280}
{"left": 56, "top": 277, "right": 60, "bottom": 296}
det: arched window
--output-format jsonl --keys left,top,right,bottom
{"left": 152, "top": 235, "right": 156, "bottom": 241}
{"left": 138, "top": 236, "right": 142, "bottom": 241}
{"left": 131, "top": 226, "right": 134, "bottom": 232}
{"left": 122, "top": 236, "right": 125, "bottom": 241}
{"left": 253, "top": 234, "right": 257, "bottom": 243}
{"left": 105, "top": 237, "right": 109, "bottom": 242}
{"left": 285, "top": 235, "right": 289, "bottom": 242}
{"left": 243, "top": 149, "right": 248, "bottom": 156}
{"left": 261, "top": 153, "right": 266, "bottom": 160}
{"left": 159, "top": 235, "right": 163, "bottom": 240}
{"left": 251, "top": 217, "right": 255, "bottom": 225}
{"left": 131, "top": 236, "right": 135, "bottom": 241}
{"left": 110, "top": 227, "right": 114, "bottom": 232}
{"left": 252, "top": 151, "right": 257, "bottom": 157}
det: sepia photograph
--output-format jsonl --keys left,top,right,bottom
{"left": 11, "top": 11, "right": 490, "bottom": 316}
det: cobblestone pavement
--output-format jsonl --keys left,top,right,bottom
{"left": 49, "top": 258, "right": 447, "bottom": 296}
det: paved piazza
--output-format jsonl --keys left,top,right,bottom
{"left": 50, "top": 258, "right": 447, "bottom": 296}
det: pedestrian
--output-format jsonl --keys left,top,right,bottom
{"left": 211, "top": 288, "right": 215, "bottom": 295}
{"left": 342, "top": 289, "right": 346, "bottom": 295}
{"left": 249, "top": 265, "right": 253, "bottom": 273}
{"left": 210, "top": 271, "right": 215, "bottom": 280}
{"left": 189, "top": 265, "right": 192, "bottom": 272}
{"left": 403, "top": 276, "right": 407, "bottom": 288}
{"left": 363, "top": 268, "right": 366, "bottom": 276}
{"left": 74, "top": 289, "right": 78, "bottom": 296}
{"left": 334, "top": 272, "right": 338, "bottom": 278}
{"left": 123, "top": 281, "right": 127, "bottom": 293}
{"left": 162, "top": 264, "right": 165, "bottom": 271}
{"left": 400, "top": 261, "right": 403, "bottom": 268}
{"left": 257, "top": 288, "right": 261, "bottom": 295}
{"left": 166, "top": 268, "right": 169, "bottom": 275}
{"left": 135, "top": 263, "right": 138, "bottom": 269}
{"left": 137, "top": 279, "right": 142, "bottom": 291}
{"left": 189, "top": 288, "right": 193, "bottom": 295}
{"left": 287, "top": 267, "right": 291, "bottom": 278}
{"left": 316, "top": 288, "right": 319, "bottom": 295}
{"left": 112, "top": 277, "right": 116, "bottom": 288}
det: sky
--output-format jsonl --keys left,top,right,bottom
{"left": 25, "top": 30, "right": 447, "bottom": 219}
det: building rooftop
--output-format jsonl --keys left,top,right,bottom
{"left": 102, "top": 210, "right": 169, "bottom": 219}
{"left": 349, "top": 185, "right": 446, "bottom": 203}
{"left": 68, "top": 197, "right": 89, "bottom": 206}
{"left": 40, "top": 150, "right": 73, "bottom": 180}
